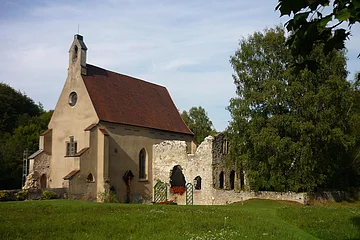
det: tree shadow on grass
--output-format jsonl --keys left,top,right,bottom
{"left": 347, "top": 217, "right": 360, "bottom": 240}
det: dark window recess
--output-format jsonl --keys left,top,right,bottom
{"left": 87, "top": 173, "right": 94, "bottom": 182}
{"left": 219, "top": 171, "right": 224, "bottom": 189}
{"left": 194, "top": 176, "right": 202, "bottom": 190}
{"left": 240, "top": 170, "right": 245, "bottom": 190}
{"left": 230, "top": 170, "right": 235, "bottom": 190}
{"left": 139, "top": 148, "right": 146, "bottom": 179}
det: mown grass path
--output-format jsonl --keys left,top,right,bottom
{"left": 0, "top": 199, "right": 359, "bottom": 239}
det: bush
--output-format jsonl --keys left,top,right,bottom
{"left": 98, "top": 191, "right": 118, "bottom": 203}
{"left": 15, "top": 190, "right": 28, "bottom": 201}
{"left": 42, "top": 190, "right": 57, "bottom": 199}
{"left": 0, "top": 190, "right": 11, "bottom": 201}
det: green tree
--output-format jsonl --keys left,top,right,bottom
{"left": 0, "top": 82, "right": 52, "bottom": 189}
{"left": 228, "top": 26, "right": 358, "bottom": 192}
{"left": 276, "top": 0, "right": 360, "bottom": 71}
{"left": 0, "top": 83, "right": 41, "bottom": 136}
{"left": 181, "top": 107, "right": 216, "bottom": 144}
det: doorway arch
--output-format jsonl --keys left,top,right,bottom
{"left": 40, "top": 174, "right": 47, "bottom": 189}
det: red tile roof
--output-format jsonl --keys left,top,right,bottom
{"left": 63, "top": 169, "right": 80, "bottom": 180}
{"left": 99, "top": 128, "right": 109, "bottom": 136}
{"left": 82, "top": 64, "right": 193, "bottom": 135}
{"left": 40, "top": 129, "right": 52, "bottom": 136}
{"left": 84, "top": 123, "right": 97, "bottom": 131}
{"left": 74, "top": 147, "right": 89, "bottom": 157}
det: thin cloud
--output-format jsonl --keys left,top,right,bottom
{"left": 0, "top": 0, "right": 358, "bottom": 131}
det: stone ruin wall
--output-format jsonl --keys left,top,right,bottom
{"left": 153, "top": 136, "right": 214, "bottom": 205}
{"left": 23, "top": 152, "right": 51, "bottom": 189}
{"left": 153, "top": 136, "right": 307, "bottom": 205}
{"left": 212, "top": 133, "right": 237, "bottom": 190}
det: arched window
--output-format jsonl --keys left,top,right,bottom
{"left": 219, "top": 171, "right": 224, "bottom": 189}
{"left": 139, "top": 148, "right": 146, "bottom": 179}
{"left": 87, "top": 173, "right": 94, "bottom": 182}
{"left": 194, "top": 176, "right": 202, "bottom": 190}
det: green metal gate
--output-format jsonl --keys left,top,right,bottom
{"left": 153, "top": 181, "right": 167, "bottom": 203}
{"left": 186, "top": 183, "right": 194, "bottom": 205}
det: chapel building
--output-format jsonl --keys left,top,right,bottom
{"left": 25, "top": 35, "right": 194, "bottom": 202}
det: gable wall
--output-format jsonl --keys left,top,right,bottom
{"left": 48, "top": 71, "right": 99, "bottom": 188}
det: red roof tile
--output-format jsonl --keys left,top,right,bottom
{"left": 84, "top": 123, "right": 97, "bottom": 131}
{"left": 74, "top": 147, "right": 89, "bottom": 157}
{"left": 63, "top": 169, "right": 80, "bottom": 180}
{"left": 99, "top": 128, "right": 109, "bottom": 136}
{"left": 40, "top": 129, "right": 52, "bottom": 136}
{"left": 82, "top": 64, "right": 193, "bottom": 135}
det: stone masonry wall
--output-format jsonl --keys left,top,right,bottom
{"left": 153, "top": 136, "right": 214, "bottom": 205}
{"left": 153, "top": 136, "right": 308, "bottom": 205}
{"left": 23, "top": 152, "right": 51, "bottom": 189}
{"left": 212, "top": 133, "right": 237, "bottom": 190}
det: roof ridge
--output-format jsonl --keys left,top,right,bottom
{"left": 86, "top": 63, "right": 166, "bottom": 89}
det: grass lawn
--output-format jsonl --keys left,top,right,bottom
{"left": 0, "top": 199, "right": 359, "bottom": 240}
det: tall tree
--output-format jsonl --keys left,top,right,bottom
{"left": 0, "top": 83, "right": 41, "bottom": 136}
{"left": 181, "top": 107, "right": 216, "bottom": 144}
{"left": 228, "top": 27, "right": 358, "bottom": 192}
{"left": 276, "top": 0, "right": 360, "bottom": 71}
{"left": 0, "top": 83, "right": 52, "bottom": 189}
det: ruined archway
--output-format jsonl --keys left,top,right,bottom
{"left": 170, "top": 165, "right": 186, "bottom": 188}
{"left": 219, "top": 171, "right": 224, "bottom": 189}
{"left": 40, "top": 174, "right": 47, "bottom": 189}
{"left": 230, "top": 170, "right": 235, "bottom": 190}
{"left": 240, "top": 170, "right": 245, "bottom": 190}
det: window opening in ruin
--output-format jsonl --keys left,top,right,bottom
{"left": 222, "top": 140, "right": 229, "bottom": 154}
{"left": 66, "top": 136, "right": 77, "bottom": 156}
{"left": 219, "top": 171, "right": 224, "bottom": 189}
{"left": 139, "top": 148, "right": 146, "bottom": 179}
{"left": 170, "top": 165, "right": 186, "bottom": 188}
{"left": 230, "top": 170, "right": 235, "bottom": 190}
{"left": 194, "top": 176, "right": 202, "bottom": 190}
{"left": 240, "top": 170, "right": 245, "bottom": 190}
{"left": 87, "top": 173, "right": 94, "bottom": 182}
{"left": 40, "top": 174, "right": 47, "bottom": 189}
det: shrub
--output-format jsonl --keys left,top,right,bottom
{"left": 42, "top": 190, "right": 58, "bottom": 199}
{"left": 98, "top": 191, "right": 118, "bottom": 203}
{"left": 156, "top": 200, "right": 177, "bottom": 205}
{"left": 0, "top": 190, "right": 11, "bottom": 202}
{"left": 15, "top": 190, "right": 28, "bottom": 201}
{"left": 170, "top": 186, "right": 186, "bottom": 195}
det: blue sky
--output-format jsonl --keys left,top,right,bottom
{"left": 0, "top": 0, "right": 359, "bottom": 131}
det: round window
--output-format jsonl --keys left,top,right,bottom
{"left": 69, "top": 92, "right": 78, "bottom": 106}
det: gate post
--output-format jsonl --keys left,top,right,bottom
{"left": 186, "top": 183, "right": 194, "bottom": 205}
